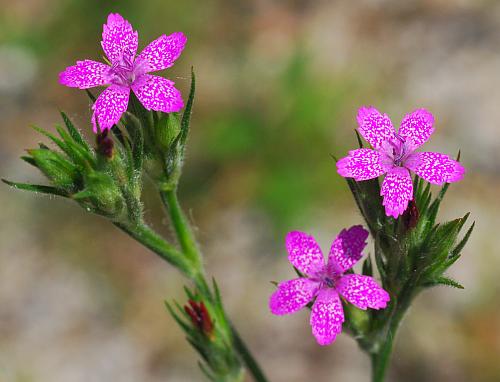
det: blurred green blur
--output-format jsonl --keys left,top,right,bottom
{"left": 1, "top": 1, "right": 499, "bottom": 381}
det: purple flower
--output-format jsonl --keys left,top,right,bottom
{"left": 59, "top": 13, "right": 186, "bottom": 132}
{"left": 337, "top": 107, "right": 465, "bottom": 218}
{"left": 269, "top": 226, "right": 389, "bottom": 346}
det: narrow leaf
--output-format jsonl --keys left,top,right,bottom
{"left": 2, "top": 179, "right": 67, "bottom": 197}
{"left": 435, "top": 276, "right": 464, "bottom": 289}
{"left": 85, "top": 89, "right": 97, "bottom": 103}
{"left": 60, "top": 111, "right": 90, "bottom": 151}
{"left": 180, "top": 67, "right": 196, "bottom": 147}
{"left": 451, "top": 220, "right": 475, "bottom": 258}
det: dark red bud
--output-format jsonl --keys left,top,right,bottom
{"left": 96, "top": 130, "right": 114, "bottom": 158}
{"left": 184, "top": 299, "right": 214, "bottom": 338}
{"left": 402, "top": 198, "right": 419, "bottom": 231}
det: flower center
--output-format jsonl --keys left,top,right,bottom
{"left": 108, "top": 52, "right": 148, "bottom": 87}
{"left": 390, "top": 133, "right": 409, "bottom": 167}
{"left": 323, "top": 277, "right": 336, "bottom": 288}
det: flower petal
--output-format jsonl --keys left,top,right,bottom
{"left": 310, "top": 288, "right": 344, "bottom": 346}
{"left": 337, "top": 274, "right": 390, "bottom": 310}
{"left": 132, "top": 74, "right": 184, "bottom": 113}
{"left": 138, "top": 32, "right": 187, "bottom": 73}
{"left": 406, "top": 152, "right": 465, "bottom": 185}
{"left": 286, "top": 231, "right": 325, "bottom": 276}
{"left": 101, "top": 13, "right": 138, "bottom": 64}
{"left": 59, "top": 60, "right": 110, "bottom": 89}
{"left": 357, "top": 106, "right": 396, "bottom": 150}
{"left": 327, "top": 225, "right": 369, "bottom": 273}
{"left": 336, "top": 148, "right": 386, "bottom": 181}
{"left": 269, "top": 278, "right": 320, "bottom": 315}
{"left": 91, "top": 85, "right": 130, "bottom": 133}
{"left": 398, "top": 109, "right": 435, "bottom": 150}
{"left": 381, "top": 166, "right": 413, "bottom": 218}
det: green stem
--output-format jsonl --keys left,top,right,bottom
{"left": 160, "top": 189, "right": 201, "bottom": 269}
{"left": 231, "top": 324, "right": 269, "bottom": 382}
{"left": 158, "top": 189, "right": 269, "bottom": 382}
{"left": 370, "top": 322, "right": 396, "bottom": 382}
{"left": 370, "top": 287, "right": 414, "bottom": 382}
{"left": 113, "top": 221, "right": 194, "bottom": 278}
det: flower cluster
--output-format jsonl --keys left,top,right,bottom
{"left": 59, "top": 13, "right": 186, "bottom": 132}
{"left": 270, "top": 226, "right": 389, "bottom": 345}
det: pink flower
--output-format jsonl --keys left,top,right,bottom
{"left": 269, "top": 226, "right": 389, "bottom": 346}
{"left": 337, "top": 107, "right": 465, "bottom": 218}
{"left": 59, "top": 13, "right": 186, "bottom": 132}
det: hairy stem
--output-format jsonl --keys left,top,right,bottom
{"left": 160, "top": 189, "right": 202, "bottom": 271}
{"left": 370, "top": 285, "right": 414, "bottom": 382}
{"left": 157, "top": 189, "right": 269, "bottom": 382}
{"left": 113, "top": 221, "right": 195, "bottom": 279}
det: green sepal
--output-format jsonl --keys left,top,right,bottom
{"left": 28, "top": 148, "right": 79, "bottom": 190}
{"left": 1, "top": 178, "right": 68, "bottom": 197}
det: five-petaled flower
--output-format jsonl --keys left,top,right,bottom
{"left": 59, "top": 13, "right": 186, "bottom": 132}
{"left": 337, "top": 107, "right": 465, "bottom": 218}
{"left": 269, "top": 226, "right": 389, "bottom": 346}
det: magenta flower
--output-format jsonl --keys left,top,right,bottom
{"left": 337, "top": 107, "right": 465, "bottom": 218}
{"left": 269, "top": 226, "right": 389, "bottom": 346}
{"left": 59, "top": 13, "right": 186, "bottom": 132}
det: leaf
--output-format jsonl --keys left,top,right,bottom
{"left": 31, "top": 125, "right": 69, "bottom": 157}
{"left": 71, "top": 189, "right": 93, "bottom": 200}
{"left": 424, "top": 276, "right": 464, "bottom": 289}
{"left": 85, "top": 89, "right": 97, "bottom": 103}
{"left": 55, "top": 125, "right": 94, "bottom": 166}
{"left": 123, "top": 112, "right": 144, "bottom": 172}
{"left": 362, "top": 255, "right": 373, "bottom": 277}
{"left": 293, "top": 266, "right": 305, "bottom": 278}
{"left": 21, "top": 156, "right": 38, "bottom": 167}
{"left": 198, "top": 361, "right": 216, "bottom": 382}
{"left": 179, "top": 67, "right": 196, "bottom": 148}
{"left": 60, "top": 111, "right": 91, "bottom": 151}
{"left": 111, "top": 125, "right": 127, "bottom": 147}
{"left": 451, "top": 220, "right": 475, "bottom": 258}
{"left": 355, "top": 129, "right": 364, "bottom": 148}
{"left": 165, "top": 301, "right": 192, "bottom": 333}
{"left": 1, "top": 179, "right": 68, "bottom": 197}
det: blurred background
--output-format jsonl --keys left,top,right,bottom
{"left": 1, "top": 0, "right": 499, "bottom": 381}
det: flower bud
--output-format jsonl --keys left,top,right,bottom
{"left": 402, "top": 198, "right": 419, "bottom": 231}
{"left": 28, "top": 148, "right": 79, "bottom": 190}
{"left": 184, "top": 299, "right": 214, "bottom": 339}
{"left": 96, "top": 130, "right": 114, "bottom": 158}
{"left": 155, "top": 112, "right": 180, "bottom": 151}
{"left": 73, "top": 172, "right": 126, "bottom": 219}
